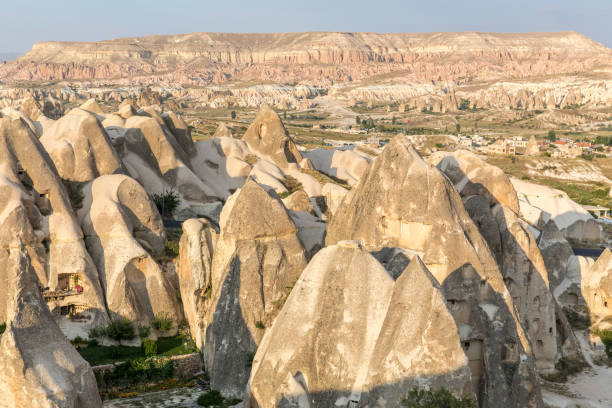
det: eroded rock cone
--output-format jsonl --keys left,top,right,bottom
{"left": 78, "top": 174, "right": 181, "bottom": 326}
{"left": 247, "top": 242, "right": 473, "bottom": 407}
{"left": 0, "top": 242, "right": 102, "bottom": 408}
{"left": 178, "top": 218, "right": 217, "bottom": 349}
{"left": 213, "top": 122, "right": 233, "bottom": 138}
{"left": 203, "top": 180, "right": 308, "bottom": 398}
{"left": 326, "top": 135, "right": 543, "bottom": 407}
{"left": 433, "top": 150, "right": 566, "bottom": 372}
{"left": 582, "top": 249, "right": 612, "bottom": 329}
{"left": 40, "top": 108, "right": 125, "bottom": 182}
{"left": 0, "top": 117, "right": 108, "bottom": 329}
{"left": 430, "top": 149, "right": 520, "bottom": 213}
{"left": 242, "top": 104, "right": 302, "bottom": 168}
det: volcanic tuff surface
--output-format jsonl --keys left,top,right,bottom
{"left": 2, "top": 31, "right": 610, "bottom": 83}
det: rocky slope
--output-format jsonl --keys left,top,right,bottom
{"left": 1, "top": 31, "right": 609, "bottom": 84}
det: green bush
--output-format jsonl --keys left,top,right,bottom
{"left": 138, "top": 325, "right": 151, "bottom": 338}
{"left": 197, "top": 390, "right": 224, "bottom": 406}
{"left": 152, "top": 313, "right": 174, "bottom": 333}
{"left": 105, "top": 317, "right": 136, "bottom": 343}
{"left": 402, "top": 388, "right": 476, "bottom": 408}
{"left": 151, "top": 190, "right": 180, "bottom": 217}
{"left": 88, "top": 326, "right": 106, "bottom": 339}
{"left": 164, "top": 240, "right": 180, "bottom": 258}
{"left": 255, "top": 320, "right": 265, "bottom": 329}
{"left": 97, "top": 356, "right": 174, "bottom": 388}
{"left": 595, "top": 330, "right": 612, "bottom": 359}
{"left": 142, "top": 338, "right": 158, "bottom": 357}
{"left": 0, "top": 322, "right": 5, "bottom": 335}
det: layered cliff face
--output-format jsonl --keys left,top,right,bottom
{"left": 2, "top": 31, "right": 609, "bottom": 83}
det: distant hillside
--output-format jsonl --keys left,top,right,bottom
{"left": 1, "top": 31, "right": 610, "bottom": 84}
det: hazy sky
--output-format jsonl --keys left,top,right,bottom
{"left": 2, "top": 0, "right": 610, "bottom": 53}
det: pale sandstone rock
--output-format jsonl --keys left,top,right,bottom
{"left": 40, "top": 108, "right": 124, "bottom": 182}
{"left": 0, "top": 243, "right": 102, "bottom": 408}
{"left": 78, "top": 174, "right": 181, "bottom": 326}
{"left": 178, "top": 218, "right": 217, "bottom": 349}
{"left": 0, "top": 117, "right": 108, "bottom": 330}
{"left": 203, "top": 180, "right": 308, "bottom": 398}
{"left": 247, "top": 243, "right": 473, "bottom": 407}
{"left": 434, "top": 151, "right": 561, "bottom": 372}
{"left": 242, "top": 104, "right": 302, "bottom": 168}
{"left": 525, "top": 135, "right": 540, "bottom": 156}
{"left": 582, "top": 249, "right": 612, "bottom": 329}
{"left": 326, "top": 135, "right": 543, "bottom": 407}
{"left": 430, "top": 149, "right": 520, "bottom": 213}
{"left": 213, "top": 122, "right": 233, "bottom": 138}
{"left": 282, "top": 189, "right": 314, "bottom": 214}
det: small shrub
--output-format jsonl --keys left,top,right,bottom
{"left": 164, "top": 240, "right": 179, "bottom": 258}
{"left": 402, "top": 387, "right": 476, "bottom": 408}
{"left": 197, "top": 390, "right": 224, "bottom": 407}
{"left": 151, "top": 190, "right": 180, "bottom": 217}
{"left": 255, "top": 320, "right": 265, "bottom": 329}
{"left": 281, "top": 175, "right": 303, "bottom": 195}
{"left": 138, "top": 325, "right": 151, "bottom": 338}
{"left": 87, "top": 339, "right": 99, "bottom": 348}
{"left": 62, "top": 179, "right": 85, "bottom": 209}
{"left": 152, "top": 313, "right": 174, "bottom": 333}
{"left": 105, "top": 317, "right": 136, "bottom": 343}
{"left": 231, "top": 110, "right": 236, "bottom": 119}
{"left": 244, "top": 154, "right": 259, "bottom": 166}
{"left": 0, "top": 322, "right": 6, "bottom": 335}
{"left": 88, "top": 326, "right": 106, "bottom": 339}
{"left": 142, "top": 338, "right": 158, "bottom": 357}
{"left": 595, "top": 329, "right": 612, "bottom": 359}
{"left": 246, "top": 350, "right": 256, "bottom": 368}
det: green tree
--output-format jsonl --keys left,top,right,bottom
{"left": 547, "top": 130, "right": 557, "bottom": 142}
{"left": 455, "top": 123, "right": 461, "bottom": 134}
{"left": 231, "top": 110, "right": 236, "bottom": 119}
{"left": 151, "top": 190, "right": 180, "bottom": 217}
{"left": 356, "top": 116, "right": 361, "bottom": 125}
{"left": 392, "top": 116, "right": 397, "bottom": 125}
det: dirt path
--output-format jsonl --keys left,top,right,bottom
{"left": 103, "top": 386, "right": 206, "bottom": 408}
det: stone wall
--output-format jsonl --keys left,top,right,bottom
{"left": 92, "top": 353, "right": 203, "bottom": 377}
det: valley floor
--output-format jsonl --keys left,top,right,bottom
{"left": 544, "top": 366, "right": 612, "bottom": 408}
{"left": 103, "top": 386, "right": 206, "bottom": 408}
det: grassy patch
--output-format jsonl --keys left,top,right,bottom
{"left": 78, "top": 334, "right": 197, "bottom": 366}
{"left": 299, "top": 168, "right": 350, "bottom": 189}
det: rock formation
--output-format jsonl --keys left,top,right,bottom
{"left": 178, "top": 218, "right": 216, "bottom": 349}
{"left": 213, "top": 122, "right": 233, "bottom": 138}
{"left": 3, "top": 32, "right": 609, "bottom": 86}
{"left": 242, "top": 105, "right": 302, "bottom": 168}
{"left": 40, "top": 107, "right": 124, "bottom": 182}
{"left": 525, "top": 136, "right": 540, "bottom": 156}
{"left": 582, "top": 249, "right": 612, "bottom": 329}
{"left": 202, "top": 180, "right": 308, "bottom": 397}
{"left": 0, "top": 243, "right": 102, "bottom": 408}
{"left": 247, "top": 242, "right": 473, "bottom": 408}
{"left": 430, "top": 150, "right": 520, "bottom": 212}
{"left": 327, "top": 135, "right": 543, "bottom": 407}
{"left": 78, "top": 174, "right": 181, "bottom": 326}
{"left": 432, "top": 150, "right": 560, "bottom": 372}
{"left": 0, "top": 117, "right": 108, "bottom": 331}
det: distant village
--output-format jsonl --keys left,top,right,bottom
{"left": 455, "top": 134, "right": 608, "bottom": 158}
